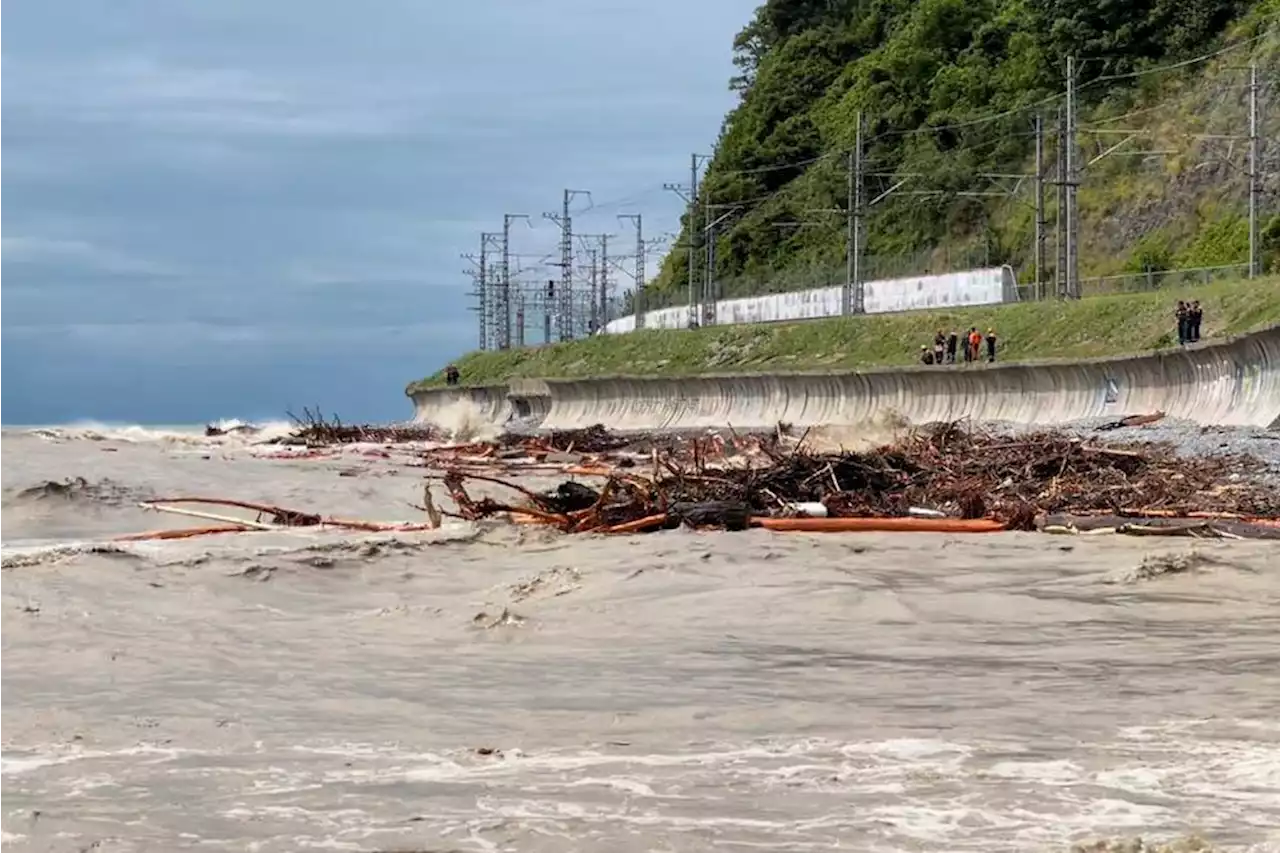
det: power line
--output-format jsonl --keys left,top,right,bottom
{"left": 463, "top": 26, "right": 1275, "bottom": 338}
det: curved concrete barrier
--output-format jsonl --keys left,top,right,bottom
{"left": 410, "top": 385, "right": 512, "bottom": 431}
{"left": 536, "top": 326, "right": 1280, "bottom": 432}
{"left": 507, "top": 378, "right": 552, "bottom": 425}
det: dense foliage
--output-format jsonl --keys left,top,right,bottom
{"left": 646, "top": 0, "right": 1276, "bottom": 305}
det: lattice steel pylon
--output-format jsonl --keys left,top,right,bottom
{"left": 542, "top": 189, "right": 591, "bottom": 341}
{"left": 480, "top": 232, "right": 502, "bottom": 349}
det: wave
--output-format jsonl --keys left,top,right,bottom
{"left": 10, "top": 418, "right": 297, "bottom": 445}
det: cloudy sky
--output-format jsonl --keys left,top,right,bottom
{"left": 2, "top": 0, "right": 753, "bottom": 424}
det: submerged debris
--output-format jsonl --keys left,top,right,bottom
{"left": 1118, "top": 551, "right": 1224, "bottom": 583}
{"left": 204, "top": 422, "right": 262, "bottom": 438}
{"left": 10, "top": 477, "right": 148, "bottom": 507}
{"left": 277, "top": 407, "right": 443, "bottom": 446}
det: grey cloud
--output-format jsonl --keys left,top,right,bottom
{"left": 2, "top": 0, "right": 754, "bottom": 423}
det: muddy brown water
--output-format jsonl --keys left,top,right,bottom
{"left": 2, "top": 425, "right": 1278, "bottom": 852}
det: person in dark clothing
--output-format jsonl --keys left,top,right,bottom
{"left": 962, "top": 328, "right": 975, "bottom": 364}
{"left": 1189, "top": 300, "right": 1203, "bottom": 342}
{"left": 444, "top": 364, "right": 460, "bottom": 386}
{"left": 932, "top": 330, "right": 946, "bottom": 365}
{"left": 920, "top": 345, "right": 935, "bottom": 366}
{"left": 1175, "top": 301, "right": 1189, "bottom": 345}
{"left": 985, "top": 329, "right": 998, "bottom": 363}
{"left": 946, "top": 331, "right": 959, "bottom": 364}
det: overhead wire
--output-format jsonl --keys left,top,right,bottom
{"left": 470, "top": 21, "right": 1277, "bottom": 303}
{"left": 563, "top": 26, "right": 1278, "bottom": 229}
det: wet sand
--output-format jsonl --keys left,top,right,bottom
{"left": 2, "top": 425, "right": 1279, "bottom": 852}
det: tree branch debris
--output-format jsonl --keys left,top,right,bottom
{"left": 434, "top": 421, "right": 1280, "bottom": 538}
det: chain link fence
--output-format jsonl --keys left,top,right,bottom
{"left": 1014, "top": 263, "right": 1251, "bottom": 301}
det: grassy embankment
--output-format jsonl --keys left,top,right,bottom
{"left": 410, "top": 275, "right": 1280, "bottom": 391}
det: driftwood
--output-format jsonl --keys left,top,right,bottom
{"left": 441, "top": 421, "right": 1280, "bottom": 535}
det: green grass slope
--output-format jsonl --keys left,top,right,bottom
{"left": 410, "top": 275, "right": 1280, "bottom": 390}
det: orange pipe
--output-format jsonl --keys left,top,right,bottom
{"left": 511, "top": 512, "right": 560, "bottom": 526}
{"left": 113, "top": 525, "right": 254, "bottom": 542}
{"left": 751, "top": 516, "right": 1006, "bottom": 533}
{"left": 598, "top": 513, "right": 669, "bottom": 534}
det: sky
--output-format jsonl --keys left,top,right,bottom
{"left": 1, "top": 0, "right": 755, "bottom": 425}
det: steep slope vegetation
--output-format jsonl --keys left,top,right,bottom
{"left": 643, "top": 0, "right": 1280, "bottom": 307}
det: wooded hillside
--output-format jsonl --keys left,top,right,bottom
{"left": 644, "top": 0, "right": 1279, "bottom": 306}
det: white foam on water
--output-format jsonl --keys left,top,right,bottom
{"left": 986, "top": 759, "right": 1084, "bottom": 785}
{"left": 429, "top": 398, "right": 504, "bottom": 444}
{"left": 17, "top": 419, "right": 297, "bottom": 446}
{"left": 6, "top": 727, "right": 1276, "bottom": 851}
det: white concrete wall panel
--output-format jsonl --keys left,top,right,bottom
{"left": 603, "top": 267, "right": 1017, "bottom": 335}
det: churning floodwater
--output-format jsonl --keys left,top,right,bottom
{"left": 2, "top": 424, "right": 1279, "bottom": 852}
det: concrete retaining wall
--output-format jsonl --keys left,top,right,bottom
{"left": 408, "top": 327, "right": 1280, "bottom": 432}
{"left": 410, "top": 385, "right": 512, "bottom": 429}
{"left": 604, "top": 266, "right": 1017, "bottom": 333}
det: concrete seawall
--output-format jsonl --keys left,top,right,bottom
{"left": 409, "top": 385, "right": 512, "bottom": 430}
{"left": 410, "top": 326, "right": 1280, "bottom": 432}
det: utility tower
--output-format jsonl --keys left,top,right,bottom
{"left": 543, "top": 189, "right": 591, "bottom": 341}
{"left": 463, "top": 257, "right": 485, "bottom": 349}
{"left": 1055, "top": 105, "right": 1068, "bottom": 299}
{"left": 496, "top": 214, "right": 530, "bottom": 349}
{"left": 619, "top": 214, "right": 644, "bottom": 327}
{"left": 543, "top": 279, "right": 554, "bottom": 343}
{"left": 1034, "top": 113, "right": 1047, "bottom": 300}
{"left": 586, "top": 248, "right": 599, "bottom": 333}
{"left": 1248, "top": 62, "right": 1261, "bottom": 279}
{"left": 1064, "top": 56, "right": 1079, "bottom": 299}
{"left": 514, "top": 293, "right": 526, "bottom": 347}
{"left": 702, "top": 203, "right": 744, "bottom": 326}
{"left": 843, "top": 112, "right": 865, "bottom": 315}
{"left": 665, "top": 154, "right": 708, "bottom": 326}
{"left": 576, "top": 233, "right": 613, "bottom": 333}
{"left": 598, "top": 233, "right": 610, "bottom": 329}
{"left": 476, "top": 230, "right": 499, "bottom": 348}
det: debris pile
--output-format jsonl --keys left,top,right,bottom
{"left": 115, "top": 420, "right": 1280, "bottom": 541}
{"left": 438, "top": 421, "right": 1280, "bottom": 537}
{"left": 408, "top": 425, "right": 783, "bottom": 478}
{"left": 276, "top": 407, "right": 443, "bottom": 446}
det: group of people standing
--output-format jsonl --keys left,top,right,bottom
{"left": 1176, "top": 300, "right": 1204, "bottom": 345}
{"left": 920, "top": 327, "right": 997, "bottom": 366}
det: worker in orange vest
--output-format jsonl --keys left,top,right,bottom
{"left": 967, "top": 328, "right": 983, "bottom": 363}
